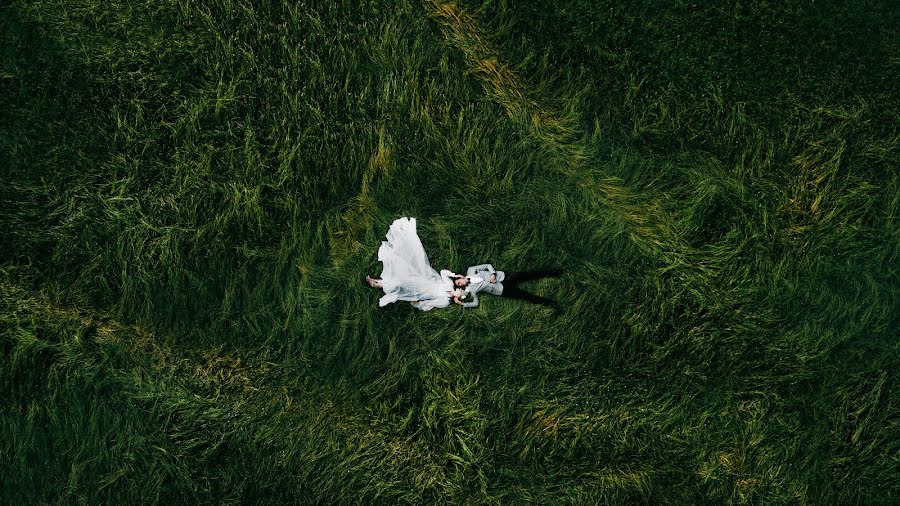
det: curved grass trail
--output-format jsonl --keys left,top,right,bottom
{"left": 424, "top": 0, "right": 690, "bottom": 259}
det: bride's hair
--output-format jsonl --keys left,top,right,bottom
{"left": 454, "top": 275, "right": 469, "bottom": 287}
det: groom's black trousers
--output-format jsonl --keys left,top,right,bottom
{"left": 500, "top": 269, "right": 561, "bottom": 307}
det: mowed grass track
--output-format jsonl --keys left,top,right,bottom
{"left": 1, "top": 0, "right": 897, "bottom": 503}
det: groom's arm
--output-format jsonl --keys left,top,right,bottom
{"left": 469, "top": 264, "right": 495, "bottom": 274}
{"left": 461, "top": 291, "right": 479, "bottom": 308}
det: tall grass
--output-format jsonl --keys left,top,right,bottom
{"left": 1, "top": 0, "right": 897, "bottom": 503}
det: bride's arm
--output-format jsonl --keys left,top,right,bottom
{"left": 439, "top": 269, "right": 458, "bottom": 285}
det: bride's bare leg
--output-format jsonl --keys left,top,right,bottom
{"left": 366, "top": 275, "right": 383, "bottom": 288}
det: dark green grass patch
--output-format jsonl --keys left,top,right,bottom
{"left": 1, "top": 0, "right": 897, "bottom": 503}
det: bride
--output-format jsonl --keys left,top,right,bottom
{"left": 365, "top": 217, "right": 467, "bottom": 311}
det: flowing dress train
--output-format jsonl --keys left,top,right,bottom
{"left": 377, "top": 217, "right": 454, "bottom": 311}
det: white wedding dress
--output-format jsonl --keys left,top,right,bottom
{"left": 377, "top": 217, "right": 455, "bottom": 311}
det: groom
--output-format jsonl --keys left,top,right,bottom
{"left": 452, "top": 264, "right": 561, "bottom": 309}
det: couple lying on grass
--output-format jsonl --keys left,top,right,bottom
{"left": 365, "top": 217, "right": 561, "bottom": 311}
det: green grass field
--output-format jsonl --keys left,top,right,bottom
{"left": 1, "top": 0, "right": 897, "bottom": 502}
